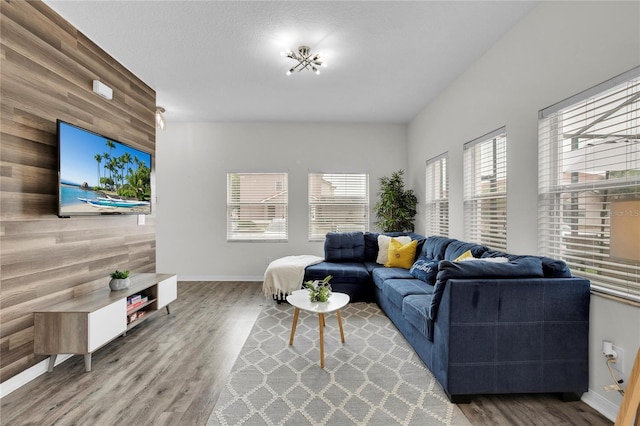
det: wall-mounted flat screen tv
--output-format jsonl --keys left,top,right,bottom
{"left": 57, "top": 120, "right": 152, "bottom": 217}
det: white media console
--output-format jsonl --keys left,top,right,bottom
{"left": 34, "top": 273, "right": 177, "bottom": 372}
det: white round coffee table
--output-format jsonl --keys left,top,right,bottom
{"left": 286, "top": 290, "right": 350, "bottom": 368}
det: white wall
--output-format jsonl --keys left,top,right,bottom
{"left": 407, "top": 1, "right": 639, "bottom": 420}
{"left": 156, "top": 122, "right": 406, "bottom": 280}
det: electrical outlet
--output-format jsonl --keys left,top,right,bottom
{"left": 612, "top": 345, "right": 624, "bottom": 374}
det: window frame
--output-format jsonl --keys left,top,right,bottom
{"left": 538, "top": 66, "right": 640, "bottom": 302}
{"left": 226, "top": 172, "right": 288, "bottom": 242}
{"left": 308, "top": 172, "right": 370, "bottom": 241}
{"left": 425, "top": 152, "right": 449, "bottom": 237}
{"left": 463, "top": 127, "right": 508, "bottom": 251}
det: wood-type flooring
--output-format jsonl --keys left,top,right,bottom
{"left": 0, "top": 281, "right": 613, "bottom": 425}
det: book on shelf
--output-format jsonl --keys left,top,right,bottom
{"left": 128, "top": 297, "right": 150, "bottom": 311}
{"left": 127, "top": 310, "right": 148, "bottom": 325}
{"left": 127, "top": 294, "right": 142, "bottom": 306}
{"left": 128, "top": 301, "right": 143, "bottom": 311}
{"left": 127, "top": 295, "right": 149, "bottom": 309}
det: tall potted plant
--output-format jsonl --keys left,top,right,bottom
{"left": 375, "top": 170, "right": 418, "bottom": 232}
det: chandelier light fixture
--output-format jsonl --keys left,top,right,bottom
{"left": 281, "top": 45, "right": 327, "bottom": 76}
{"left": 155, "top": 106, "right": 166, "bottom": 130}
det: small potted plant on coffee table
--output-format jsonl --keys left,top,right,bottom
{"left": 303, "top": 275, "right": 332, "bottom": 302}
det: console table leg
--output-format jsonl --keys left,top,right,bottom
{"left": 319, "top": 313, "right": 325, "bottom": 368}
{"left": 337, "top": 309, "right": 345, "bottom": 343}
{"left": 47, "top": 355, "right": 57, "bottom": 372}
{"left": 289, "top": 308, "right": 300, "bottom": 345}
{"left": 84, "top": 354, "right": 92, "bottom": 372}
{"left": 166, "top": 305, "right": 171, "bottom": 315}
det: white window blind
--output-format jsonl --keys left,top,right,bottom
{"left": 425, "top": 153, "right": 449, "bottom": 237}
{"left": 539, "top": 67, "right": 640, "bottom": 302}
{"left": 308, "top": 172, "right": 369, "bottom": 241}
{"left": 463, "top": 128, "right": 508, "bottom": 250}
{"left": 227, "top": 172, "right": 288, "bottom": 241}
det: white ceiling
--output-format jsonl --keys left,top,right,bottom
{"left": 43, "top": 1, "right": 537, "bottom": 124}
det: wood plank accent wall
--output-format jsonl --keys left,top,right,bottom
{"left": 0, "top": 0, "right": 157, "bottom": 382}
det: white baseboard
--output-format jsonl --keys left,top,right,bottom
{"left": 582, "top": 388, "right": 620, "bottom": 422}
{"left": 178, "top": 275, "right": 263, "bottom": 282}
{"left": 0, "top": 354, "right": 73, "bottom": 399}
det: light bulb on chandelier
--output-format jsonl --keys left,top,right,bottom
{"left": 282, "top": 45, "right": 326, "bottom": 76}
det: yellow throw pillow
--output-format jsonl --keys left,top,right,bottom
{"left": 376, "top": 235, "right": 411, "bottom": 264}
{"left": 385, "top": 238, "right": 418, "bottom": 269}
{"left": 454, "top": 249, "right": 474, "bottom": 262}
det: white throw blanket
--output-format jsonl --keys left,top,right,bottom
{"left": 262, "top": 255, "right": 324, "bottom": 298}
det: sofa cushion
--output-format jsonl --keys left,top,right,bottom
{"left": 481, "top": 250, "right": 514, "bottom": 260}
{"left": 413, "top": 238, "right": 426, "bottom": 261}
{"left": 305, "top": 262, "right": 370, "bottom": 285}
{"left": 444, "top": 240, "right": 489, "bottom": 261}
{"left": 376, "top": 235, "right": 411, "bottom": 264}
{"left": 402, "top": 295, "right": 434, "bottom": 339}
{"left": 481, "top": 251, "right": 572, "bottom": 278}
{"left": 364, "top": 261, "right": 384, "bottom": 274}
{"left": 540, "top": 257, "right": 572, "bottom": 278}
{"left": 372, "top": 267, "right": 414, "bottom": 290}
{"left": 385, "top": 238, "right": 418, "bottom": 269}
{"left": 420, "top": 236, "right": 455, "bottom": 260}
{"left": 428, "top": 257, "right": 545, "bottom": 321}
{"left": 409, "top": 257, "right": 439, "bottom": 284}
{"left": 364, "top": 232, "right": 380, "bottom": 262}
{"left": 383, "top": 279, "right": 435, "bottom": 309}
{"left": 438, "top": 257, "right": 544, "bottom": 281}
{"left": 324, "top": 232, "right": 364, "bottom": 262}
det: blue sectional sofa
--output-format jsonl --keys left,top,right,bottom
{"left": 304, "top": 232, "right": 590, "bottom": 402}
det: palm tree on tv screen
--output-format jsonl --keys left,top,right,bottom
{"left": 94, "top": 153, "right": 103, "bottom": 188}
{"left": 105, "top": 140, "right": 116, "bottom": 180}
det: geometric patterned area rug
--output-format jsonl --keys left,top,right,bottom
{"left": 208, "top": 302, "right": 471, "bottom": 426}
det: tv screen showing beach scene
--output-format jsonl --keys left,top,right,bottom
{"left": 57, "top": 120, "right": 152, "bottom": 216}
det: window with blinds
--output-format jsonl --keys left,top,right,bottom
{"left": 227, "top": 172, "right": 288, "bottom": 241}
{"left": 463, "top": 128, "right": 508, "bottom": 250}
{"left": 539, "top": 67, "right": 640, "bottom": 302}
{"left": 308, "top": 172, "right": 369, "bottom": 241}
{"left": 425, "top": 153, "right": 449, "bottom": 237}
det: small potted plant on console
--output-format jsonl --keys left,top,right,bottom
{"left": 109, "top": 269, "right": 130, "bottom": 291}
